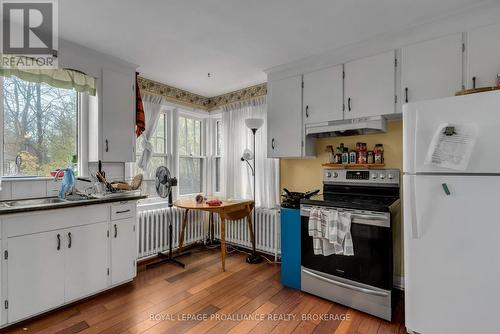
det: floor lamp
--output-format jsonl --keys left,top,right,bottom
{"left": 242, "top": 118, "right": 264, "bottom": 264}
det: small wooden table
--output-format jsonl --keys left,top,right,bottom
{"left": 175, "top": 198, "right": 255, "bottom": 271}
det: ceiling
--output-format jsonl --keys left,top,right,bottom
{"left": 59, "top": 0, "right": 490, "bottom": 96}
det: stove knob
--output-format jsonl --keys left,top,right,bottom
{"left": 388, "top": 174, "right": 394, "bottom": 180}
{"left": 372, "top": 174, "right": 378, "bottom": 179}
{"left": 326, "top": 172, "right": 332, "bottom": 178}
{"left": 379, "top": 174, "right": 386, "bottom": 180}
{"left": 333, "top": 172, "right": 338, "bottom": 178}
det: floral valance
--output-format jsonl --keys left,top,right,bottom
{"left": 0, "top": 58, "right": 96, "bottom": 95}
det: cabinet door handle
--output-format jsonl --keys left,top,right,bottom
{"left": 347, "top": 97, "right": 351, "bottom": 111}
{"left": 405, "top": 87, "right": 409, "bottom": 103}
{"left": 68, "top": 232, "right": 72, "bottom": 248}
{"left": 105, "top": 139, "right": 109, "bottom": 152}
{"left": 116, "top": 209, "right": 130, "bottom": 214}
{"left": 305, "top": 105, "right": 309, "bottom": 118}
{"left": 271, "top": 138, "right": 275, "bottom": 149}
{"left": 114, "top": 224, "right": 118, "bottom": 238}
{"left": 472, "top": 76, "right": 476, "bottom": 89}
{"left": 57, "top": 234, "right": 61, "bottom": 250}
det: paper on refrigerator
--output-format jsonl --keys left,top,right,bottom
{"left": 424, "top": 123, "right": 478, "bottom": 171}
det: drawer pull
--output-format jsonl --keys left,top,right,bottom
{"left": 68, "top": 232, "right": 72, "bottom": 248}
{"left": 116, "top": 209, "right": 131, "bottom": 214}
{"left": 57, "top": 234, "right": 61, "bottom": 250}
{"left": 114, "top": 224, "right": 118, "bottom": 238}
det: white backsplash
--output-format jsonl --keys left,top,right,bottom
{"left": 0, "top": 162, "right": 125, "bottom": 201}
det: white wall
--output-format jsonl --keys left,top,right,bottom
{"left": 266, "top": 2, "right": 500, "bottom": 81}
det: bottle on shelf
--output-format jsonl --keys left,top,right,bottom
{"left": 374, "top": 144, "right": 384, "bottom": 164}
{"left": 349, "top": 150, "right": 357, "bottom": 164}
{"left": 367, "top": 151, "right": 374, "bottom": 164}
{"left": 342, "top": 148, "right": 349, "bottom": 164}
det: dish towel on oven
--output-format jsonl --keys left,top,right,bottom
{"left": 329, "top": 211, "right": 354, "bottom": 256}
{"left": 308, "top": 207, "right": 353, "bottom": 256}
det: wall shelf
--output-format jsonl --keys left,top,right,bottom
{"left": 322, "top": 163, "right": 385, "bottom": 169}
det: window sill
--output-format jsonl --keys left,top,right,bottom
{"left": 137, "top": 197, "right": 171, "bottom": 211}
{"left": 2, "top": 176, "right": 55, "bottom": 182}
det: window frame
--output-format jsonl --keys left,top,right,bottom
{"left": 0, "top": 75, "right": 84, "bottom": 179}
{"left": 177, "top": 111, "right": 207, "bottom": 197}
{"left": 134, "top": 110, "right": 171, "bottom": 180}
{"left": 210, "top": 116, "right": 223, "bottom": 196}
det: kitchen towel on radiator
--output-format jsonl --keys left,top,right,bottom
{"left": 308, "top": 207, "right": 353, "bottom": 256}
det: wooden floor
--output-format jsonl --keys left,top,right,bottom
{"left": 2, "top": 248, "right": 406, "bottom": 334}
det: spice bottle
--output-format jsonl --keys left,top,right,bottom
{"left": 357, "top": 143, "right": 367, "bottom": 164}
{"left": 342, "top": 148, "right": 349, "bottom": 164}
{"left": 367, "top": 151, "right": 374, "bottom": 164}
{"left": 349, "top": 150, "right": 357, "bottom": 164}
{"left": 374, "top": 144, "right": 384, "bottom": 164}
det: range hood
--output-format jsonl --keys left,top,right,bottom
{"left": 305, "top": 116, "right": 387, "bottom": 138}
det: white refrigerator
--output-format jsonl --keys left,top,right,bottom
{"left": 403, "top": 91, "right": 500, "bottom": 334}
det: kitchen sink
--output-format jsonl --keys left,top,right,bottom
{"left": 2, "top": 197, "right": 67, "bottom": 207}
{"left": 65, "top": 194, "right": 96, "bottom": 201}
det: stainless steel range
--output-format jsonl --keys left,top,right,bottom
{"left": 300, "top": 168, "right": 400, "bottom": 321}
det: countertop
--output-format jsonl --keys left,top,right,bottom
{"left": 0, "top": 193, "right": 148, "bottom": 215}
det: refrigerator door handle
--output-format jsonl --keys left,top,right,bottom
{"left": 442, "top": 183, "right": 451, "bottom": 195}
{"left": 409, "top": 176, "right": 420, "bottom": 239}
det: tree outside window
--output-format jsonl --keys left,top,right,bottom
{"left": 2, "top": 76, "right": 78, "bottom": 176}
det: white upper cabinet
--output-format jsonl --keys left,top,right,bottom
{"left": 303, "top": 65, "right": 343, "bottom": 124}
{"left": 101, "top": 67, "right": 136, "bottom": 162}
{"left": 467, "top": 22, "right": 500, "bottom": 89}
{"left": 267, "top": 75, "right": 305, "bottom": 158}
{"left": 402, "top": 33, "right": 463, "bottom": 103}
{"left": 344, "top": 51, "right": 396, "bottom": 119}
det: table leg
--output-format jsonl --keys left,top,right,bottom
{"left": 246, "top": 206, "right": 257, "bottom": 254}
{"left": 220, "top": 212, "right": 226, "bottom": 272}
{"left": 179, "top": 209, "right": 189, "bottom": 252}
{"left": 209, "top": 212, "right": 214, "bottom": 242}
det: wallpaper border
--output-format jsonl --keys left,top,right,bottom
{"left": 138, "top": 77, "right": 267, "bottom": 111}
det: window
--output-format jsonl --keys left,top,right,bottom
{"left": 178, "top": 115, "right": 204, "bottom": 195}
{"left": 214, "top": 120, "right": 222, "bottom": 193}
{"left": 135, "top": 113, "right": 168, "bottom": 179}
{"left": 2, "top": 76, "right": 78, "bottom": 177}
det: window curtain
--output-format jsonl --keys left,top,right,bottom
{"left": 221, "top": 96, "right": 280, "bottom": 208}
{"left": 137, "top": 94, "right": 163, "bottom": 170}
{"left": 0, "top": 57, "right": 96, "bottom": 95}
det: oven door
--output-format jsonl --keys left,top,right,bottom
{"left": 300, "top": 205, "right": 392, "bottom": 290}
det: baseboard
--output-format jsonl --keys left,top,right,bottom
{"left": 393, "top": 275, "right": 404, "bottom": 290}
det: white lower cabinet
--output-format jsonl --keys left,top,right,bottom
{"left": 2, "top": 201, "right": 138, "bottom": 327}
{"left": 64, "top": 222, "right": 109, "bottom": 302}
{"left": 7, "top": 231, "right": 65, "bottom": 323}
{"left": 110, "top": 218, "right": 136, "bottom": 285}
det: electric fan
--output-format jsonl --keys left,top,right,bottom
{"left": 146, "top": 166, "right": 190, "bottom": 268}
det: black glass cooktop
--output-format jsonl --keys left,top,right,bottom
{"left": 301, "top": 194, "right": 400, "bottom": 212}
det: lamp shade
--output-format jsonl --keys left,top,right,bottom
{"left": 244, "top": 118, "right": 264, "bottom": 130}
{"left": 241, "top": 149, "right": 254, "bottom": 161}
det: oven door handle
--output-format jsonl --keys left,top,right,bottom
{"left": 351, "top": 214, "right": 387, "bottom": 221}
{"left": 302, "top": 269, "right": 389, "bottom": 297}
{"left": 351, "top": 214, "right": 389, "bottom": 227}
